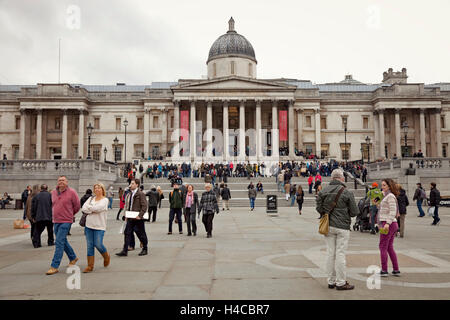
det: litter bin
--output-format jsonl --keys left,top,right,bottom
{"left": 15, "top": 199, "right": 23, "bottom": 210}
{"left": 266, "top": 195, "right": 277, "bottom": 214}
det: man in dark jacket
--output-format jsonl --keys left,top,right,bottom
{"left": 198, "top": 183, "right": 219, "bottom": 238}
{"left": 168, "top": 182, "right": 183, "bottom": 234}
{"left": 413, "top": 183, "right": 426, "bottom": 217}
{"left": 429, "top": 182, "right": 441, "bottom": 226}
{"left": 396, "top": 186, "right": 409, "bottom": 238}
{"left": 116, "top": 178, "right": 149, "bottom": 257}
{"left": 316, "top": 169, "right": 359, "bottom": 291}
{"left": 31, "top": 184, "right": 54, "bottom": 247}
{"left": 22, "top": 185, "right": 31, "bottom": 219}
{"left": 146, "top": 185, "right": 159, "bottom": 222}
{"left": 220, "top": 184, "right": 231, "bottom": 211}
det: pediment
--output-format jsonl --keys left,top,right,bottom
{"left": 173, "top": 77, "right": 295, "bottom": 91}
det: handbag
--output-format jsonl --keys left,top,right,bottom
{"left": 79, "top": 196, "right": 94, "bottom": 227}
{"left": 13, "top": 219, "right": 24, "bottom": 229}
{"left": 319, "top": 187, "right": 345, "bottom": 236}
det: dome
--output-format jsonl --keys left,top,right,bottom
{"left": 207, "top": 17, "right": 256, "bottom": 64}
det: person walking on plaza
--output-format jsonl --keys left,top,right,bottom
{"left": 198, "top": 183, "right": 219, "bottom": 238}
{"left": 168, "top": 182, "right": 183, "bottom": 234}
{"left": 296, "top": 185, "right": 304, "bottom": 215}
{"left": 81, "top": 183, "right": 110, "bottom": 273}
{"left": 116, "top": 179, "right": 149, "bottom": 257}
{"left": 184, "top": 184, "right": 199, "bottom": 236}
{"left": 396, "top": 184, "right": 409, "bottom": 238}
{"left": 26, "top": 184, "right": 40, "bottom": 244}
{"left": 308, "top": 174, "right": 314, "bottom": 194}
{"left": 21, "top": 185, "right": 31, "bottom": 220}
{"left": 367, "top": 183, "right": 383, "bottom": 235}
{"left": 316, "top": 169, "right": 359, "bottom": 290}
{"left": 429, "top": 182, "right": 441, "bottom": 226}
{"left": 248, "top": 183, "right": 257, "bottom": 211}
{"left": 157, "top": 186, "right": 164, "bottom": 209}
{"left": 284, "top": 179, "right": 291, "bottom": 201}
{"left": 290, "top": 184, "right": 297, "bottom": 206}
{"left": 116, "top": 187, "right": 125, "bottom": 220}
{"left": 375, "top": 179, "right": 401, "bottom": 277}
{"left": 146, "top": 185, "right": 159, "bottom": 222}
{"left": 413, "top": 183, "right": 426, "bottom": 217}
{"left": 31, "top": 184, "right": 54, "bottom": 248}
{"left": 314, "top": 173, "right": 322, "bottom": 196}
{"left": 46, "top": 176, "right": 80, "bottom": 275}
{"left": 277, "top": 171, "right": 284, "bottom": 192}
{"left": 107, "top": 186, "right": 114, "bottom": 210}
{"left": 220, "top": 184, "right": 231, "bottom": 211}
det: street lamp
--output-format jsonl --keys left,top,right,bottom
{"left": 103, "top": 146, "right": 107, "bottom": 162}
{"left": 113, "top": 136, "right": 119, "bottom": 165}
{"left": 123, "top": 119, "right": 128, "bottom": 165}
{"left": 365, "top": 135, "right": 371, "bottom": 164}
{"left": 343, "top": 117, "right": 348, "bottom": 182}
{"left": 86, "top": 122, "right": 94, "bottom": 160}
{"left": 402, "top": 121, "right": 409, "bottom": 157}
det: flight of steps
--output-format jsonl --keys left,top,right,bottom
{"left": 110, "top": 176, "right": 366, "bottom": 208}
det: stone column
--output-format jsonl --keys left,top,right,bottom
{"left": 62, "top": 110, "right": 68, "bottom": 159}
{"left": 395, "top": 109, "right": 402, "bottom": 157}
{"left": 161, "top": 107, "right": 168, "bottom": 157}
{"left": 419, "top": 109, "right": 426, "bottom": 157}
{"left": 379, "top": 109, "right": 385, "bottom": 159}
{"left": 272, "top": 100, "right": 279, "bottom": 159}
{"left": 36, "top": 109, "right": 43, "bottom": 159}
{"left": 314, "top": 109, "right": 321, "bottom": 158}
{"left": 255, "top": 99, "right": 262, "bottom": 160}
{"left": 206, "top": 100, "right": 213, "bottom": 159}
{"left": 222, "top": 100, "right": 229, "bottom": 161}
{"left": 78, "top": 110, "right": 85, "bottom": 159}
{"left": 288, "top": 100, "right": 295, "bottom": 158}
{"left": 19, "top": 109, "right": 27, "bottom": 159}
{"left": 435, "top": 109, "right": 442, "bottom": 157}
{"left": 144, "top": 108, "right": 150, "bottom": 159}
{"left": 190, "top": 100, "right": 196, "bottom": 160}
{"left": 239, "top": 99, "right": 246, "bottom": 160}
{"left": 297, "top": 108, "right": 303, "bottom": 154}
{"left": 173, "top": 100, "right": 180, "bottom": 159}
{"left": 373, "top": 111, "right": 379, "bottom": 159}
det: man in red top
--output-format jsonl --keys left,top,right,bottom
{"left": 46, "top": 176, "right": 80, "bottom": 275}
{"left": 308, "top": 175, "right": 314, "bottom": 194}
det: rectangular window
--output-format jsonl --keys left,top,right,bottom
{"left": 363, "top": 116, "right": 369, "bottom": 129}
{"left": 441, "top": 116, "right": 446, "bottom": 129}
{"left": 305, "top": 115, "right": 312, "bottom": 128}
{"left": 443, "top": 144, "right": 448, "bottom": 158}
{"left": 137, "top": 117, "right": 143, "bottom": 130}
{"left": 170, "top": 116, "right": 174, "bottom": 128}
{"left": 16, "top": 117, "right": 20, "bottom": 130}
{"left": 74, "top": 118, "right": 79, "bottom": 131}
{"left": 340, "top": 143, "right": 350, "bottom": 160}
{"left": 92, "top": 145, "right": 101, "bottom": 161}
{"left": 231, "top": 61, "right": 235, "bottom": 75}
{"left": 321, "top": 144, "right": 329, "bottom": 158}
{"left": 116, "top": 118, "right": 121, "bottom": 130}
{"left": 134, "top": 144, "right": 144, "bottom": 158}
{"left": 320, "top": 117, "right": 327, "bottom": 129}
{"left": 33, "top": 117, "right": 37, "bottom": 131}
{"left": 114, "top": 145, "right": 123, "bottom": 162}
{"left": 12, "top": 145, "right": 19, "bottom": 160}
{"left": 94, "top": 117, "right": 100, "bottom": 130}
{"left": 72, "top": 145, "right": 78, "bottom": 159}
{"left": 361, "top": 143, "right": 372, "bottom": 161}
{"left": 55, "top": 118, "right": 61, "bottom": 130}
{"left": 153, "top": 116, "right": 159, "bottom": 128}
{"left": 305, "top": 144, "right": 314, "bottom": 156}
{"left": 31, "top": 145, "right": 36, "bottom": 159}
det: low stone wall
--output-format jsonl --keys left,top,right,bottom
{"left": 0, "top": 160, "right": 121, "bottom": 196}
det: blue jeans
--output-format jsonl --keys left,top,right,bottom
{"left": 84, "top": 227, "right": 107, "bottom": 256}
{"left": 417, "top": 199, "right": 425, "bottom": 217}
{"left": 290, "top": 194, "right": 296, "bottom": 206}
{"left": 369, "top": 205, "right": 378, "bottom": 231}
{"left": 108, "top": 197, "right": 113, "bottom": 209}
{"left": 250, "top": 197, "right": 255, "bottom": 209}
{"left": 51, "top": 223, "right": 76, "bottom": 269}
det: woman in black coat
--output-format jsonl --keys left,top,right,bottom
{"left": 296, "top": 185, "right": 305, "bottom": 215}
{"left": 396, "top": 185, "right": 409, "bottom": 238}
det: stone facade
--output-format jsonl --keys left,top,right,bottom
{"left": 0, "top": 19, "right": 449, "bottom": 163}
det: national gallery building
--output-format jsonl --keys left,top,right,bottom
{"left": 0, "top": 18, "right": 449, "bottom": 163}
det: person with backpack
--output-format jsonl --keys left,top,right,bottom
{"left": 396, "top": 184, "right": 409, "bottom": 238}
{"left": 413, "top": 183, "right": 426, "bottom": 217}
{"left": 367, "top": 183, "right": 384, "bottom": 235}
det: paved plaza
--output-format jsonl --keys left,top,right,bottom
{"left": 0, "top": 205, "right": 449, "bottom": 300}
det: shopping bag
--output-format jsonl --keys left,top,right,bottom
{"left": 427, "top": 206, "right": 435, "bottom": 217}
{"left": 119, "top": 221, "right": 126, "bottom": 234}
{"left": 13, "top": 219, "right": 24, "bottom": 229}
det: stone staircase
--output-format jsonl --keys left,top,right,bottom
{"left": 110, "top": 176, "right": 366, "bottom": 208}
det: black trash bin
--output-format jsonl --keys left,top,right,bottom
{"left": 15, "top": 199, "right": 23, "bottom": 210}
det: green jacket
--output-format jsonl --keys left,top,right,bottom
{"left": 316, "top": 180, "right": 359, "bottom": 230}
{"left": 367, "top": 187, "right": 383, "bottom": 206}
{"left": 169, "top": 189, "right": 183, "bottom": 209}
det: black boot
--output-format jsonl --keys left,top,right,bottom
{"left": 115, "top": 250, "right": 127, "bottom": 257}
{"left": 138, "top": 248, "right": 148, "bottom": 256}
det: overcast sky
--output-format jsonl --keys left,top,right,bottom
{"left": 0, "top": 0, "right": 449, "bottom": 85}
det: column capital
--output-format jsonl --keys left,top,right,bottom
{"left": 190, "top": 100, "right": 196, "bottom": 107}
{"left": 255, "top": 99, "right": 262, "bottom": 107}
{"left": 271, "top": 99, "right": 278, "bottom": 107}
{"left": 394, "top": 108, "right": 401, "bottom": 114}
{"left": 313, "top": 108, "right": 320, "bottom": 114}
{"left": 377, "top": 108, "right": 385, "bottom": 114}
{"left": 222, "top": 99, "right": 229, "bottom": 107}
{"left": 434, "top": 108, "right": 442, "bottom": 115}
{"left": 62, "top": 109, "right": 69, "bottom": 115}
{"left": 206, "top": 100, "right": 213, "bottom": 107}
{"left": 288, "top": 99, "right": 295, "bottom": 106}
{"left": 419, "top": 108, "right": 425, "bottom": 114}
{"left": 35, "top": 108, "right": 43, "bottom": 115}
{"left": 144, "top": 107, "right": 151, "bottom": 113}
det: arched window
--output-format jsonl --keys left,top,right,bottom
{"left": 213, "top": 63, "right": 217, "bottom": 77}
{"left": 248, "top": 63, "right": 252, "bottom": 77}
{"left": 231, "top": 61, "right": 235, "bottom": 75}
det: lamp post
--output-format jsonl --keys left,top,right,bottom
{"left": 343, "top": 117, "right": 348, "bottom": 182}
{"left": 402, "top": 121, "right": 409, "bottom": 157}
{"left": 365, "top": 135, "right": 371, "bottom": 164}
{"left": 123, "top": 119, "right": 128, "bottom": 165}
{"left": 113, "top": 136, "right": 119, "bottom": 165}
{"left": 103, "top": 146, "right": 107, "bottom": 162}
{"left": 86, "top": 122, "right": 93, "bottom": 160}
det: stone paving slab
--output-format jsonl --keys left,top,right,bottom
{"left": 0, "top": 206, "right": 449, "bottom": 299}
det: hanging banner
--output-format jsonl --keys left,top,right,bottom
{"left": 180, "top": 110, "right": 189, "bottom": 141}
{"left": 279, "top": 110, "right": 288, "bottom": 141}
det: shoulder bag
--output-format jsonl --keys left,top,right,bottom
{"left": 319, "top": 187, "right": 345, "bottom": 236}
{"left": 79, "top": 196, "right": 94, "bottom": 227}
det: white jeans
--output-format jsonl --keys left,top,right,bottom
{"left": 324, "top": 226, "right": 350, "bottom": 286}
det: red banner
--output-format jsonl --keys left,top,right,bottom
{"left": 279, "top": 110, "right": 288, "bottom": 141}
{"left": 180, "top": 110, "right": 189, "bottom": 141}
